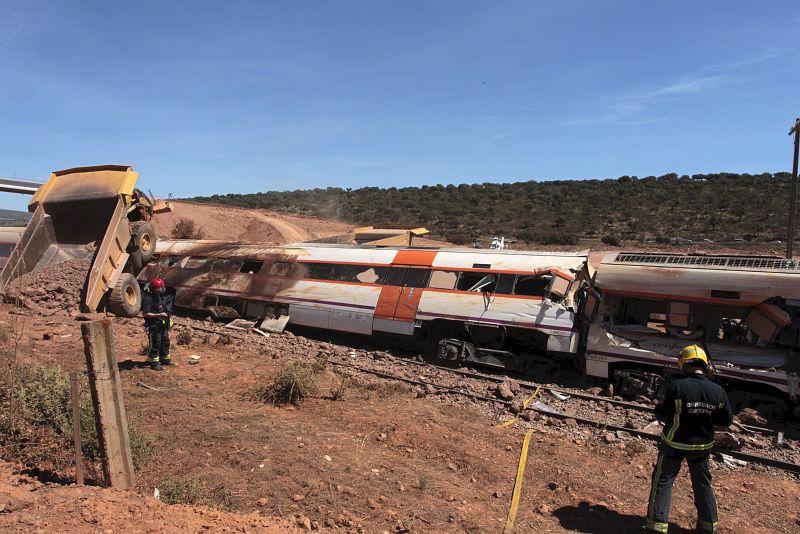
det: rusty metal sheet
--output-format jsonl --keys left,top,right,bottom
{"left": 30, "top": 166, "right": 138, "bottom": 208}
{"left": 85, "top": 198, "right": 132, "bottom": 311}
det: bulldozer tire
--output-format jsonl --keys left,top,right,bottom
{"left": 108, "top": 273, "right": 142, "bottom": 317}
{"left": 132, "top": 222, "right": 157, "bottom": 263}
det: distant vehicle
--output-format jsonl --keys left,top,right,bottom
{"left": 734, "top": 238, "right": 746, "bottom": 243}
{"left": 769, "top": 240, "right": 783, "bottom": 245}
{"left": 702, "top": 238, "right": 715, "bottom": 243}
{"left": 489, "top": 236, "right": 506, "bottom": 250}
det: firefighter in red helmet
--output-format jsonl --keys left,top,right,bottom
{"left": 141, "top": 277, "right": 175, "bottom": 370}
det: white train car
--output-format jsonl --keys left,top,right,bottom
{"left": 142, "top": 239, "right": 589, "bottom": 370}
{"left": 585, "top": 252, "right": 800, "bottom": 415}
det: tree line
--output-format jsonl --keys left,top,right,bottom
{"left": 190, "top": 172, "right": 794, "bottom": 246}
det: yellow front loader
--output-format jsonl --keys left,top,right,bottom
{"left": 0, "top": 165, "right": 170, "bottom": 316}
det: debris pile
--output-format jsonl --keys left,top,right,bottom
{"left": 4, "top": 245, "right": 95, "bottom": 316}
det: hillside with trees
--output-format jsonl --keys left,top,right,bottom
{"left": 190, "top": 173, "right": 794, "bottom": 246}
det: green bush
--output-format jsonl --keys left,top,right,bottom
{"left": 0, "top": 363, "right": 151, "bottom": 475}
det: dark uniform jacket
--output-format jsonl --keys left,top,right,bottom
{"left": 655, "top": 373, "right": 733, "bottom": 452}
{"left": 141, "top": 289, "right": 175, "bottom": 328}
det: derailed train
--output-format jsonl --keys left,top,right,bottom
{"left": 140, "top": 239, "right": 800, "bottom": 418}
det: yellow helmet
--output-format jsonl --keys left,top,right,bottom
{"left": 678, "top": 344, "right": 709, "bottom": 369}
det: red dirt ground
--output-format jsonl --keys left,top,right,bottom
{"left": 1, "top": 307, "right": 798, "bottom": 533}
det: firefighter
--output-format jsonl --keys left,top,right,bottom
{"left": 141, "top": 277, "right": 175, "bottom": 371}
{"left": 646, "top": 345, "right": 733, "bottom": 533}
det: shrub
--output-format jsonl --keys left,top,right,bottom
{"left": 252, "top": 360, "right": 325, "bottom": 406}
{"left": 171, "top": 218, "right": 203, "bottom": 239}
{"left": 329, "top": 377, "right": 348, "bottom": 401}
{"left": 176, "top": 329, "right": 193, "bottom": 346}
{"left": 0, "top": 363, "right": 152, "bottom": 475}
{"left": 160, "top": 476, "right": 213, "bottom": 506}
{"left": 601, "top": 234, "right": 621, "bottom": 246}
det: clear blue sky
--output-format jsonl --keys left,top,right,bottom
{"left": 1, "top": 1, "right": 798, "bottom": 210}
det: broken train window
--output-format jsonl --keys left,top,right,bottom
{"left": 428, "top": 270, "right": 458, "bottom": 290}
{"left": 268, "top": 262, "right": 292, "bottom": 276}
{"left": 514, "top": 274, "right": 551, "bottom": 296}
{"left": 210, "top": 258, "right": 244, "bottom": 273}
{"left": 457, "top": 272, "right": 496, "bottom": 292}
{"left": 184, "top": 256, "right": 209, "bottom": 269}
{"left": 240, "top": 260, "right": 263, "bottom": 274}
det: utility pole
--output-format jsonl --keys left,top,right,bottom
{"left": 787, "top": 119, "right": 800, "bottom": 259}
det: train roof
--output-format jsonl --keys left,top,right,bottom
{"left": 154, "top": 239, "right": 588, "bottom": 272}
{"left": 596, "top": 252, "right": 800, "bottom": 304}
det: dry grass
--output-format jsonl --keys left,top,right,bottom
{"left": 171, "top": 218, "right": 204, "bottom": 239}
{"left": 252, "top": 360, "right": 326, "bottom": 406}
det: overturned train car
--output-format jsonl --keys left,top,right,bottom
{"left": 142, "top": 239, "right": 588, "bottom": 371}
{"left": 141, "top": 242, "right": 800, "bottom": 416}
{"left": 584, "top": 252, "right": 800, "bottom": 417}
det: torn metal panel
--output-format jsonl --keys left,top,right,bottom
{"left": 224, "top": 318, "right": 258, "bottom": 330}
{"left": 258, "top": 315, "right": 290, "bottom": 333}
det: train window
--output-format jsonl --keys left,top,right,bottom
{"left": 456, "top": 272, "right": 487, "bottom": 291}
{"left": 269, "top": 262, "right": 292, "bottom": 276}
{"left": 240, "top": 260, "right": 263, "bottom": 274}
{"left": 203, "top": 296, "right": 218, "bottom": 307}
{"left": 184, "top": 256, "right": 209, "bottom": 269}
{"left": 211, "top": 259, "right": 244, "bottom": 273}
{"left": 355, "top": 266, "right": 388, "bottom": 284}
{"left": 495, "top": 274, "right": 516, "bottom": 294}
{"left": 384, "top": 267, "right": 408, "bottom": 286}
{"left": 404, "top": 268, "right": 430, "bottom": 288}
{"left": 307, "top": 263, "right": 336, "bottom": 280}
{"left": 428, "top": 270, "right": 458, "bottom": 290}
{"left": 458, "top": 272, "right": 496, "bottom": 292}
{"left": 0, "top": 244, "right": 15, "bottom": 256}
{"left": 514, "top": 274, "right": 551, "bottom": 296}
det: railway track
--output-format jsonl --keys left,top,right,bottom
{"left": 327, "top": 354, "right": 800, "bottom": 476}
{"left": 173, "top": 315, "right": 800, "bottom": 475}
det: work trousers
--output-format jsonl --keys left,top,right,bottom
{"left": 646, "top": 444, "right": 718, "bottom": 533}
{"left": 146, "top": 323, "right": 171, "bottom": 363}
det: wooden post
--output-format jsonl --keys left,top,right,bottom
{"left": 81, "top": 319, "right": 136, "bottom": 488}
{"left": 69, "top": 372, "right": 84, "bottom": 486}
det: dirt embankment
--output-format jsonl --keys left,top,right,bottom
{"left": 0, "top": 459, "right": 296, "bottom": 533}
{"left": 153, "top": 201, "right": 353, "bottom": 244}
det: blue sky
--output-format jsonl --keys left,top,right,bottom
{"left": 1, "top": 1, "right": 798, "bottom": 210}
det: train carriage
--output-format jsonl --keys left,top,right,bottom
{"left": 142, "top": 239, "right": 589, "bottom": 370}
{"left": 586, "top": 252, "right": 800, "bottom": 417}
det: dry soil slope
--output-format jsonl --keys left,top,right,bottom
{"left": 153, "top": 201, "right": 353, "bottom": 244}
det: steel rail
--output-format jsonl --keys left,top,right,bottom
{"left": 390, "top": 356, "right": 780, "bottom": 437}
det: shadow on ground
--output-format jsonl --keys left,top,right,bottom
{"left": 552, "top": 501, "right": 696, "bottom": 534}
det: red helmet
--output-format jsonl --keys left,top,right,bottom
{"left": 150, "top": 277, "right": 166, "bottom": 290}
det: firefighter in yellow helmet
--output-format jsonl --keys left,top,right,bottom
{"left": 646, "top": 345, "right": 733, "bottom": 534}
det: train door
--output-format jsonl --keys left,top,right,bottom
{"left": 373, "top": 267, "right": 430, "bottom": 335}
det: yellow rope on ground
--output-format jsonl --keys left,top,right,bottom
{"left": 498, "top": 386, "right": 541, "bottom": 427}
{"left": 502, "top": 428, "right": 535, "bottom": 534}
